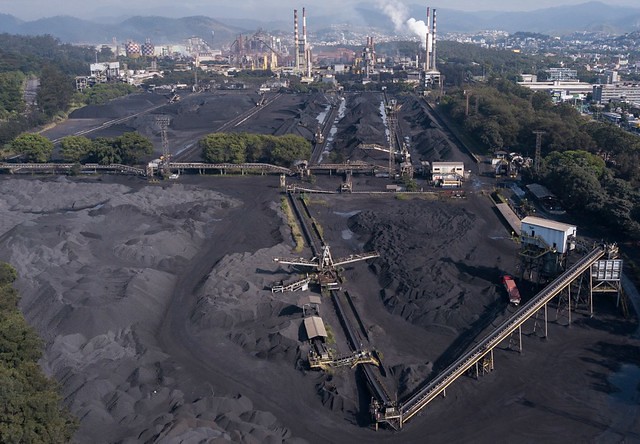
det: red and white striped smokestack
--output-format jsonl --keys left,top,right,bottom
{"left": 432, "top": 8, "right": 437, "bottom": 71}
{"left": 294, "top": 9, "right": 300, "bottom": 72}
{"left": 425, "top": 6, "right": 431, "bottom": 71}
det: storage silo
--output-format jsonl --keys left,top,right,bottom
{"left": 142, "top": 39, "right": 155, "bottom": 57}
{"left": 125, "top": 41, "right": 141, "bottom": 58}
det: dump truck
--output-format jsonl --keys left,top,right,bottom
{"left": 501, "top": 275, "right": 521, "bottom": 306}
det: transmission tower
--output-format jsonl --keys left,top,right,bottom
{"left": 156, "top": 116, "right": 170, "bottom": 176}
{"left": 533, "top": 130, "right": 545, "bottom": 176}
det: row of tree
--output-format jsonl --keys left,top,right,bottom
{"left": 0, "top": 262, "right": 77, "bottom": 441}
{"left": 200, "top": 133, "right": 311, "bottom": 167}
{"left": 439, "top": 79, "right": 640, "bottom": 238}
{"left": 10, "top": 132, "right": 153, "bottom": 165}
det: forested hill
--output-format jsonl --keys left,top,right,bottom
{"left": 0, "top": 34, "right": 96, "bottom": 146}
{"left": 440, "top": 79, "right": 640, "bottom": 240}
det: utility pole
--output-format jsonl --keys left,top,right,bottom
{"left": 533, "top": 130, "right": 545, "bottom": 176}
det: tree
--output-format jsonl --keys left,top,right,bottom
{"left": 0, "top": 262, "right": 78, "bottom": 442}
{"left": 10, "top": 133, "right": 53, "bottom": 163}
{"left": 36, "top": 64, "right": 73, "bottom": 117}
{"left": 89, "top": 138, "right": 121, "bottom": 165}
{"left": 114, "top": 132, "right": 153, "bottom": 164}
{"left": 59, "top": 136, "right": 92, "bottom": 162}
{"left": 200, "top": 133, "right": 247, "bottom": 163}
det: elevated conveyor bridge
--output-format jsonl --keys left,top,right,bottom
{"left": 394, "top": 244, "right": 610, "bottom": 427}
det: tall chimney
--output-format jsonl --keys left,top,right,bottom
{"left": 425, "top": 6, "right": 431, "bottom": 71}
{"left": 303, "top": 7, "right": 307, "bottom": 49}
{"left": 432, "top": 9, "right": 437, "bottom": 71}
{"left": 294, "top": 9, "right": 300, "bottom": 72}
{"left": 303, "top": 7, "right": 311, "bottom": 77}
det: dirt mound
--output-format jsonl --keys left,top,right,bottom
{"left": 348, "top": 202, "right": 504, "bottom": 332}
{"left": 0, "top": 176, "right": 303, "bottom": 443}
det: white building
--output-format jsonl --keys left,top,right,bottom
{"left": 90, "top": 62, "right": 120, "bottom": 83}
{"left": 593, "top": 83, "right": 640, "bottom": 107}
{"left": 432, "top": 161, "right": 465, "bottom": 187}
{"left": 545, "top": 68, "right": 578, "bottom": 81}
{"left": 520, "top": 216, "right": 576, "bottom": 254}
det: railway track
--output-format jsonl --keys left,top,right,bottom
{"left": 173, "top": 93, "right": 283, "bottom": 162}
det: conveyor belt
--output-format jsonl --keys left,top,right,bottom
{"left": 399, "top": 245, "right": 606, "bottom": 424}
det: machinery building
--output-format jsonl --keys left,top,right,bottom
{"left": 520, "top": 216, "right": 576, "bottom": 254}
{"left": 431, "top": 161, "right": 464, "bottom": 187}
{"left": 89, "top": 62, "right": 121, "bottom": 83}
{"left": 593, "top": 83, "right": 640, "bottom": 107}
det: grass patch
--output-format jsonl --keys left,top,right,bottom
{"left": 281, "top": 197, "right": 305, "bottom": 252}
{"left": 325, "top": 324, "right": 336, "bottom": 345}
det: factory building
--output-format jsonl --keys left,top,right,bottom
{"left": 431, "top": 161, "right": 464, "bottom": 187}
{"left": 89, "top": 62, "right": 120, "bottom": 83}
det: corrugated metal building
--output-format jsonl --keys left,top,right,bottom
{"left": 521, "top": 216, "right": 576, "bottom": 254}
{"left": 304, "top": 316, "right": 327, "bottom": 340}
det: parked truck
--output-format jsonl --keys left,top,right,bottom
{"left": 501, "top": 275, "right": 521, "bottom": 306}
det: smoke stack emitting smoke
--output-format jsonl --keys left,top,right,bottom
{"left": 378, "top": 1, "right": 429, "bottom": 48}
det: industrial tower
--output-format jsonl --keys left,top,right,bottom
{"left": 293, "top": 7, "right": 312, "bottom": 77}
{"left": 423, "top": 6, "right": 441, "bottom": 87}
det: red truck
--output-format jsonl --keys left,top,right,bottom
{"left": 501, "top": 275, "right": 521, "bottom": 306}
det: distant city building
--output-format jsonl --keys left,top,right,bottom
{"left": 593, "top": 83, "right": 640, "bottom": 106}
{"left": 545, "top": 68, "right": 578, "bottom": 81}
{"left": 603, "top": 70, "right": 619, "bottom": 84}
{"left": 518, "top": 80, "right": 592, "bottom": 103}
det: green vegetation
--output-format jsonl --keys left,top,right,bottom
{"left": 200, "top": 133, "right": 311, "bottom": 167}
{"left": 60, "top": 135, "right": 94, "bottom": 162}
{"left": 10, "top": 133, "right": 54, "bottom": 162}
{"left": 440, "top": 79, "right": 640, "bottom": 239}
{"left": 81, "top": 83, "right": 137, "bottom": 105}
{"left": 0, "top": 71, "right": 26, "bottom": 118}
{"left": 0, "top": 34, "right": 102, "bottom": 147}
{"left": 281, "top": 197, "right": 305, "bottom": 252}
{"left": 0, "top": 262, "right": 78, "bottom": 442}
{"left": 37, "top": 64, "right": 74, "bottom": 118}
{"left": 58, "top": 132, "right": 153, "bottom": 165}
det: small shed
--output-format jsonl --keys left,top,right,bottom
{"left": 521, "top": 216, "right": 576, "bottom": 254}
{"left": 304, "top": 316, "right": 328, "bottom": 340}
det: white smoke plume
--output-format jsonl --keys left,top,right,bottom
{"left": 377, "top": 1, "right": 428, "bottom": 48}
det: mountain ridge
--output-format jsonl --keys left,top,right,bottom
{"left": 0, "top": 2, "right": 638, "bottom": 45}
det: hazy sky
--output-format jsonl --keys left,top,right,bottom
{"left": 1, "top": 0, "right": 639, "bottom": 20}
